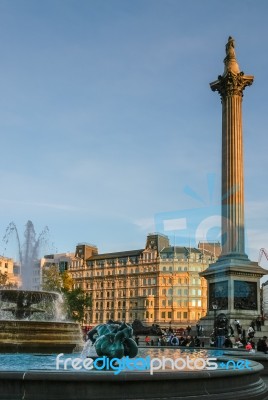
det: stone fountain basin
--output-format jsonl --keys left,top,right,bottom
{"left": 0, "top": 352, "right": 267, "bottom": 400}
{"left": 0, "top": 289, "right": 59, "bottom": 304}
{"left": 0, "top": 320, "right": 83, "bottom": 353}
{"left": 0, "top": 360, "right": 266, "bottom": 400}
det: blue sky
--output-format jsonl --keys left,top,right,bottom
{"left": 0, "top": 0, "right": 268, "bottom": 267}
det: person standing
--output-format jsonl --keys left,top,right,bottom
{"left": 229, "top": 325, "right": 234, "bottom": 336}
{"left": 247, "top": 325, "right": 255, "bottom": 339}
{"left": 256, "top": 316, "right": 262, "bottom": 332}
{"left": 186, "top": 325, "right": 191, "bottom": 335}
{"left": 234, "top": 319, "right": 241, "bottom": 334}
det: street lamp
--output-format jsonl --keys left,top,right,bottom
{"left": 212, "top": 302, "right": 218, "bottom": 339}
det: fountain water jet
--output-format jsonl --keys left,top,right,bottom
{"left": 0, "top": 221, "right": 83, "bottom": 353}
{"left": 2, "top": 220, "right": 49, "bottom": 290}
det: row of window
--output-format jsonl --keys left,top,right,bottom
{"left": 161, "top": 277, "right": 201, "bottom": 284}
{"left": 90, "top": 288, "right": 203, "bottom": 298}
{"left": 160, "top": 265, "right": 206, "bottom": 272}
{"left": 161, "top": 288, "right": 202, "bottom": 296}
{"left": 95, "top": 312, "right": 127, "bottom": 321}
{"left": 87, "top": 257, "right": 158, "bottom": 268}
{"left": 94, "top": 298, "right": 202, "bottom": 310}
{"left": 161, "top": 311, "right": 188, "bottom": 319}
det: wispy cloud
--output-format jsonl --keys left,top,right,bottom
{"left": 132, "top": 217, "right": 155, "bottom": 232}
{"left": 0, "top": 198, "right": 81, "bottom": 212}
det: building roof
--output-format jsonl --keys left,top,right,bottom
{"left": 160, "top": 246, "right": 201, "bottom": 254}
{"left": 198, "top": 242, "right": 221, "bottom": 257}
{"left": 88, "top": 249, "right": 144, "bottom": 261}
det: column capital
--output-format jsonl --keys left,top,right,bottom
{"left": 210, "top": 37, "right": 254, "bottom": 98}
{"left": 210, "top": 72, "right": 254, "bottom": 98}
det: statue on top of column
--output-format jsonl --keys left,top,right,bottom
{"left": 225, "top": 36, "right": 236, "bottom": 58}
{"left": 224, "top": 36, "right": 240, "bottom": 75}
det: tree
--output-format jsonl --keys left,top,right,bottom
{"left": 63, "top": 287, "right": 92, "bottom": 323}
{"left": 42, "top": 265, "right": 62, "bottom": 292}
{"left": 41, "top": 265, "right": 91, "bottom": 323}
{"left": 61, "top": 271, "right": 74, "bottom": 291}
{"left": 0, "top": 272, "right": 8, "bottom": 287}
{"left": 0, "top": 272, "right": 17, "bottom": 288}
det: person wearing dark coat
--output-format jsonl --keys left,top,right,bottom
{"left": 257, "top": 336, "right": 268, "bottom": 353}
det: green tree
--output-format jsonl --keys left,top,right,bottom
{"left": 42, "top": 265, "right": 91, "bottom": 323}
{"left": 63, "top": 287, "right": 92, "bottom": 323}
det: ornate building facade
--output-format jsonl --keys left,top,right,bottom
{"left": 63, "top": 234, "right": 220, "bottom": 327}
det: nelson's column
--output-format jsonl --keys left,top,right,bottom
{"left": 201, "top": 37, "right": 266, "bottom": 329}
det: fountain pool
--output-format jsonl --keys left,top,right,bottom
{"left": 0, "top": 348, "right": 267, "bottom": 400}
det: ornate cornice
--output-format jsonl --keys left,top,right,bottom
{"left": 204, "top": 270, "right": 264, "bottom": 280}
{"left": 210, "top": 71, "right": 254, "bottom": 98}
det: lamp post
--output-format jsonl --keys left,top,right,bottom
{"left": 212, "top": 303, "right": 218, "bottom": 345}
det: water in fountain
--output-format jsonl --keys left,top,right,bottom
{"left": 0, "top": 221, "right": 83, "bottom": 353}
{"left": 2, "top": 220, "right": 49, "bottom": 290}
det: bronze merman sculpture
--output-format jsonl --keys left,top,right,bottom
{"left": 87, "top": 320, "right": 138, "bottom": 359}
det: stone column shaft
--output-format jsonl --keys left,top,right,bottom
{"left": 222, "top": 94, "right": 245, "bottom": 256}
{"left": 210, "top": 37, "right": 254, "bottom": 258}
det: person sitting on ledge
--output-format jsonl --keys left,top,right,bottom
{"left": 246, "top": 342, "right": 253, "bottom": 351}
{"left": 257, "top": 336, "right": 268, "bottom": 354}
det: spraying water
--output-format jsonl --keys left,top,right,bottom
{"left": 2, "top": 221, "right": 49, "bottom": 290}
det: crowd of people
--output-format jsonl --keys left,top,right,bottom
{"left": 209, "top": 316, "right": 268, "bottom": 352}
{"left": 142, "top": 334, "right": 201, "bottom": 347}
{"left": 135, "top": 316, "right": 268, "bottom": 353}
